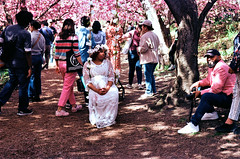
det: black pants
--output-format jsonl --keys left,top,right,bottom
{"left": 169, "top": 40, "right": 177, "bottom": 65}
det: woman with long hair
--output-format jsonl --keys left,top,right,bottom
{"left": 83, "top": 45, "right": 119, "bottom": 128}
{"left": 54, "top": 19, "right": 83, "bottom": 116}
{"left": 122, "top": 23, "right": 143, "bottom": 89}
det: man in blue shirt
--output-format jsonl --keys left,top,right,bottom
{"left": 75, "top": 16, "right": 96, "bottom": 104}
{"left": 76, "top": 16, "right": 96, "bottom": 64}
{"left": 39, "top": 20, "right": 54, "bottom": 69}
{"left": 0, "top": 10, "right": 33, "bottom": 115}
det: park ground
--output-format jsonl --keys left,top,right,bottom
{"left": 0, "top": 54, "right": 240, "bottom": 159}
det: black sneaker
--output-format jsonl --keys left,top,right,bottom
{"left": 29, "top": 96, "right": 34, "bottom": 103}
{"left": 17, "top": 109, "right": 33, "bottom": 116}
{"left": 215, "top": 123, "right": 237, "bottom": 133}
{"left": 33, "top": 97, "right": 41, "bottom": 102}
{"left": 234, "top": 127, "right": 240, "bottom": 135}
{"left": 42, "top": 63, "right": 47, "bottom": 70}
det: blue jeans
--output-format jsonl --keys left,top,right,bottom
{"left": 0, "top": 68, "right": 30, "bottom": 111}
{"left": 191, "top": 92, "right": 232, "bottom": 126}
{"left": 28, "top": 54, "right": 43, "bottom": 98}
{"left": 49, "top": 44, "right": 54, "bottom": 63}
{"left": 128, "top": 50, "right": 142, "bottom": 85}
{"left": 143, "top": 63, "right": 157, "bottom": 95}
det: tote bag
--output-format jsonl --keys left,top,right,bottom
{"left": 121, "top": 30, "right": 134, "bottom": 54}
{"left": 121, "top": 38, "right": 132, "bottom": 54}
{"left": 66, "top": 37, "right": 82, "bottom": 72}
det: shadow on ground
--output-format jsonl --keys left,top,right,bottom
{"left": 0, "top": 55, "right": 239, "bottom": 158}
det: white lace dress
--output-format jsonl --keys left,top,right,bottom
{"left": 83, "top": 59, "right": 119, "bottom": 128}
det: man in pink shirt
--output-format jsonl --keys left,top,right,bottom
{"left": 178, "top": 49, "right": 236, "bottom": 134}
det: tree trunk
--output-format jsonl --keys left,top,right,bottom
{"left": 141, "top": 0, "right": 169, "bottom": 68}
{"left": 164, "top": 0, "right": 199, "bottom": 105}
{"left": 163, "top": 0, "right": 217, "bottom": 105}
{"left": 158, "top": 15, "right": 172, "bottom": 48}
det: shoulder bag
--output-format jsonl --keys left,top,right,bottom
{"left": 66, "top": 36, "right": 82, "bottom": 72}
{"left": 121, "top": 30, "right": 134, "bottom": 54}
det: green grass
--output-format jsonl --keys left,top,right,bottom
{"left": 0, "top": 69, "right": 9, "bottom": 88}
{"left": 199, "top": 21, "right": 238, "bottom": 57}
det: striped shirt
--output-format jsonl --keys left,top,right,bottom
{"left": 54, "top": 35, "right": 80, "bottom": 61}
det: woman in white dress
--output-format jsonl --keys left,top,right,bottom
{"left": 83, "top": 45, "right": 119, "bottom": 128}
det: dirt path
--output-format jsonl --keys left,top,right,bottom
{"left": 0, "top": 55, "right": 239, "bottom": 159}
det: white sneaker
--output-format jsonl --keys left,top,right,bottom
{"left": 201, "top": 111, "right": 219, "bottom": 120}
{"left": 55, "top": 110, "right": 69, "bottom": 117}
{"left": 178, "top": 122, "right": 199, "bottom": 134}
{"left": 138, "top": 84, "right": 144, "bottom": 90}
{"left": 126, "top": 84, "right": 133, "bottom": 89}
{"left": 139, "top": 93, "right": 153, "bottom": 99}
{"left": 168, "top": 64, "right": 176, "bottom": 71}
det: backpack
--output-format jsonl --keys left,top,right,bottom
{"left": 0, "top": 27, "right": 17, "bottom": 64}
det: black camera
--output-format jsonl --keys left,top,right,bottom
{"left": 186, "top": 87, "right": 196, "bottom": 100}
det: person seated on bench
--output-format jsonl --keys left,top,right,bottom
{"left": 83, "top": 44, "right": 119, "bottom": 128}
{"left": 178, "top": 49, "right": 236, "bottom": 134}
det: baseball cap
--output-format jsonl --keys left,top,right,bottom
{"left": 140, "top": 20, "right": 153, "bottom": 30}
{"left": 204, "top": 49, "right": 220, "bottom": 57}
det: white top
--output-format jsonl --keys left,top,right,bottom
{"left": 92, "top": 31, "right": 106, "bottom": 45}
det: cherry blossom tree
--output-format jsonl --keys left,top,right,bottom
{"left": 160, "top": 0, "right": 239, "bottom": 104}
{"left": 0, "top": 0, "right": 238, "bottom": 29}
{"left": 0, "top": 0, "right": 239, "bottom": 103}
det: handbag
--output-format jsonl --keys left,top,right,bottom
{"left": 76, "top": 78, "right": 85, "bottom": 92}
{"left": 121, "top": 30, "right": 134, "bottom": 54}
{"left": 121, "top": 38, "right": 132, "bottom": 54}
{"left": 66, "top": 36, "right": 82, "bottom": 72}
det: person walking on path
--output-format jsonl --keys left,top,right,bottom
{"left": 28, "top": 20, "right": 45, "bottom": 102}
{"left": 54, "top": 19, "right": 83, "bottom": 117}
{"left": 0, "top": 11, "right": 33, "bottom": 115}
{"left": 76, "top": 16, "right": 96, "bottom": 104}
{"left": 122, "top": 24, "right": 143, "bottom": 89}
{"left": 168, "top": 23, "right": 178, "bottom": 71}
{"left": 40, "top": 20, "right": 54, "bottom": 70}
{"left": 76, "top": 16, "right": 96, "bottom": 65}
{"left": 137, "top": 20, "right": 160, "bottom": 97}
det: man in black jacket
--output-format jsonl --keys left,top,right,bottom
{"left": 0, "top": 11, "right": 33, "bottom": 115}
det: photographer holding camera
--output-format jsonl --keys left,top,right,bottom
{"left": 178, "top": 49, "right": 236, "bottom": 134}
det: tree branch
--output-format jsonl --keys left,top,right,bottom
{"left": 164, "top": 0, "right": 182, "bottom": 24}
{"left": 3, "top": 0, "right": 13, "bottom": 25}
{"left": 35, "top": 0, "right": 61, "bottom": 20}
{"left": 198, "top": 0, "right": 217, "bottom": 29}
{"left": 55, "top": 3, "right": 74, "bottom": 22}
